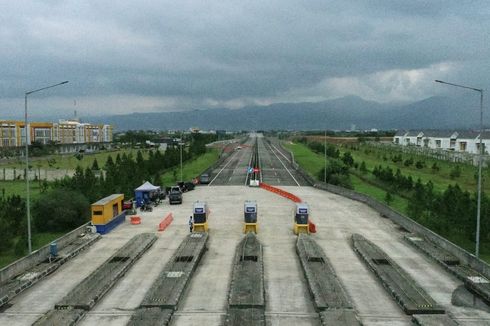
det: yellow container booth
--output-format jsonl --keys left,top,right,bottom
{"left": 91, "top": 194, "right": 125, "bottom": 234}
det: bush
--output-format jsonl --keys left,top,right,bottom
{"left": 450, "top": 165, "right": 461, "bottom": 179}
{"left": 33, "top": 189, "right": 90, "bottom": 232}
{"left": 415, "top": 161, "right": 425, "bottom": 169}
{"left": 431, "top": 162, "right": 440, "bottom": 172}
{"left": 342, "top": 152, "right": 354, "bottom": 167}
{"left": 359, "top": 161, "right": 367, "bottom": 173}
{"left": 404, "top": 158, "right": 414, "bottom": 167}
{"left": 317, "top": 159, "right": 352, "bottom": 188}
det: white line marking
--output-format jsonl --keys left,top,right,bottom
{"left": 266, "top": 141, "right": 301, "bottom": 187}
{"left": 209, "top": 150, "right": 240, "bottom": 185}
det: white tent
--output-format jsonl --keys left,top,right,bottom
{"left": 135, "top": 181, "right": 161, "bottom": 207}
{"left": 135, "top": 181, "right": 160, "bottom": 191}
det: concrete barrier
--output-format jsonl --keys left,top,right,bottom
{"left": 0, "top": 222, "right": 92, "bottom": 284}
{"left": 279, "top": 143, "right": 490, "bottom": 279}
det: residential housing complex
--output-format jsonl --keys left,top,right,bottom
{"left": 393, "top": 130, "right": 490, "bottom": 155}
{"left": 0, "top": 119, "right": 112, "bottom": 152}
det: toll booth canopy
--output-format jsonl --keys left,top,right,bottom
{"left": 193, "top": 201, "right": 207, "bottom": 223}
{"left": 244, "top": 200, "right": 257, "bottom": 223}
{"left": 295, "top": 203, "right": 309, "bottom": 225}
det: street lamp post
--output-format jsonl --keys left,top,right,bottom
{"left": 25, "top": 81, "right": 68, "bottom": 254}
{"left": 179, "top": 134, "right": 183, "bottom": 182}
{"left": 435, "top": 79, "right": 484, "bottom": 258}
{"left": 324, "top": 129, "right": 327, "bottom": 183}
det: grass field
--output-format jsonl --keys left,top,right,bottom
{"left": 0, "top": 180, "right": 44, "bottom": 199}
{"left": 284, "top": 141, "right": 490, "bottom": 263}
{"left": 160, "top": 148, "right": 220, "bottom": 186}
{"left": 341, "top": 143, "right": 486, "bottom": 194}
{"left": 1, "top": 148, "right": 147, "bottom": 170}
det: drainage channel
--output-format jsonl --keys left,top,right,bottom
{"left": 352, "top": 234, "right": 459, "bottom": 325}
{"left": 127, "top": 232, "right": 209, "bottom": 325}
{"left": 296, "top": 234, "right": 361, "bottom": 326}
{"left": 224, "top": 232, "right": 265, "bottom": 326}
{"left": 33, "top": 233, "right": 157, "bottom": 325}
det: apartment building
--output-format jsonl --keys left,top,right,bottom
{"left": 0, "top": 119, "right": 113, "bottom": 149}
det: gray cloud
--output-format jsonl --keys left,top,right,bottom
{"left": 0, "top": 1, "right": 489, "bottom": 118}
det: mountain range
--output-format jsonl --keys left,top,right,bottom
{"left": 86, "top": 95, "right": 484, "bottom": 131}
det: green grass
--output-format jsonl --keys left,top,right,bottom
{"left": 0, "top": 232, "right": 66, "bottom": 269}
{"left": 345, "top": 144, "right": 486, "bottom": 194}
{"left": 350, "top": 175, "right": 408, "bottom": 214}
{"left": 1, "top": 148, "right": 146, "bottom": 170}
{"left": 0, "top": 180, "right": 44, "bottom": 199}
{"left": 283, "top": 142, "right": 325, "bottom": 177}
{"left": 160, "top": 149, "right": 220, "bottom": 186}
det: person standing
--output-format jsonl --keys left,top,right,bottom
{"left": 189, "top": 216, "right": 194, "bottom": 233}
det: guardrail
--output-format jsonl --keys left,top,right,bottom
{"left": 0, "top": 222, "right": 92, "bottom": 284}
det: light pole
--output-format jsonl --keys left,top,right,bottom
{"left": 25, "top": 81, "right": 68, "bottom": 253}
{"left": 179, "top": 133, "right": 183, "bottom": 182}
{"left": 435, "top": 79, "right": 484, "bottom": 258}
{"left": 324, "top": 130, "right": 327, "bottom": 183}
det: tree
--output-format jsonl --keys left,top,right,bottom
{"left": 91, "top": 158, "right": 100, "bottom": 170}
{"left": 342, "top": 152, "right": 354, "bottom": 167}
{"left": 450, "top": 165, "right": 461, "bottom": 179}
{"left": 384, "top": 191, "right": 393, "bottom": 205}
{"left": 33, "top": 189, "right": 90, "bottom": 232}
{"left": 359, "top": 161, "right": 367, "bottom": 173}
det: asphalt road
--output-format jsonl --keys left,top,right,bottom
{"left": 209, "top": 133, "right": 308, "bottom": 186}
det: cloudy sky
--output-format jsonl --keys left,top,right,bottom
{"left": 1, "top": 1, "right": 489, "bottom": 118}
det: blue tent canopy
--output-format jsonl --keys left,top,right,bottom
{"left": 134, "top": 181, "right": 161, "bottom": 207}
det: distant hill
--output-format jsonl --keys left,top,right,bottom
{"left": 87, "top": 94, "right": 485, "bottom": 131}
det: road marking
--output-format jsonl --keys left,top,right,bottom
{"left": 266, "top": 141, "right": 301, "bottom": 187}
{"left": 270, "top": 143, "right": 291, "bottom": 163}
{"left": 209, "top": 150, "right": 240, "bottom": 185}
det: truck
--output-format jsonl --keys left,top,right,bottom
{"left": 168, "top": 186, "right": 183, "bottom": 205}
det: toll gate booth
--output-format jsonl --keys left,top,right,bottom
{"left": 243, "top": 200, "right": 258, "bottom": 233}
{"left": 293, "top": 203, "right": 310, "bottom": 235}
{"left": 193, "top": 201, "right": 209, "bottom": 232}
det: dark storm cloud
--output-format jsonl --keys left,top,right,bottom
{"left": 0, "top": 1, "right": 489, "bottom": 116}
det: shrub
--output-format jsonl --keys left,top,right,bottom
{"left": 404, "top": 158, "right": 414, "bottom": 167}
{"left": 415, "top": 161, "right": 425, "bottom": 169}
{"left": 450, "top": 165, "right": 461, "bottom": 179}
{"left": 431, "top": 162, "right": 440, "bottom": 172}
{"left": 33, "top": 189, "right": 90, "bottom": 232}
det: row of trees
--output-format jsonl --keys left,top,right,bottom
{"left": 4, "top": 134, "right": 219, "bottom": 255}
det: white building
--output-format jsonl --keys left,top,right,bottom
{"left": 393, "top": 130, "right": 490, "bottom": 155}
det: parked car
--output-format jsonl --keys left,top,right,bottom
{"left": 199, "top": 173, "right": 210, "bottom": 184}
{"left": 168, "top": 186, "right": 183, "bottom": 205}
{"left": 122, "top": 199, "right": 133, "bottom": 210}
